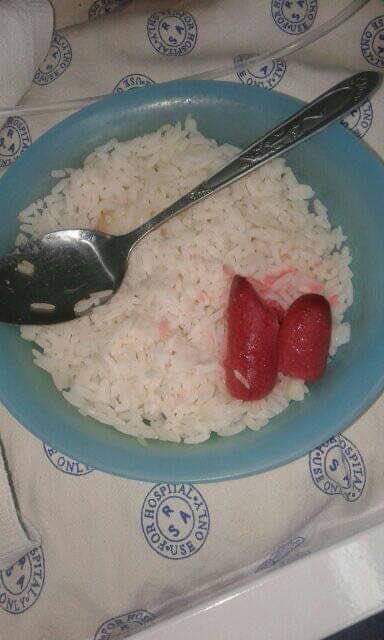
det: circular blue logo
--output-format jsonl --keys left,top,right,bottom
{"left": 340, "top": 100, "right": 373, "bottom": 139}
{"left": 271, "top": 0, "right": 317, "bottom": 35}
{"left": 147, "top": 10, "right": 198, "bottom": 56}
{"left": 0, "top": 547, "right": 45, "bottom": 614}
{"left": 309, "top": 435, "right": 366, "bottom": 502}
{"left": 256, "top": 537, "right": 305, "bottom": 572}
{"left": 113, "top": 73, "right": 155, "bottom": 95}
{"left": 43, "top": 443, "right": 94, "bottom": 475}
{"left": 33, "top": 31, "right": 72, "bottom": 85}
{"left": 361, "top": 16, "right": 384, "bottom": 68}
{"left": 0, "top": 117, "right": 31, "bottom": 169}
{"left": 94, "top": 610, "right": 154, "bottom": 639}
{"left": 141, "top": 483, "right": 210, "bottom": 559}
{"left": 234, "top": 54, "right": 286, "bottom": 89}
{"left": 89, "top": 0, "right": 131, "bottom": 21}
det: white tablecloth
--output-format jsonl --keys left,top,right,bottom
{"left": 1, "top": 2, "right": 384, "bottom": 639}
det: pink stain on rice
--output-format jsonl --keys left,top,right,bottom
{"left": 251, "top": 268, "right": 296, "bottom": 299}
{"left": 197, "top": 290, "right": 210, "bottom": 304}
{"left": 301, "top": 278, "right": 324, "bottom": 294}
{"left": 328, "top": 294, "right": 339, "bottom": 306}
{"left": 158, "top": 319, "right": 171, "bottom": 340}
{"left": 250, "top": 279, "right": 268, "bottom": 296}
{"left": 247, "top": 267, "right": 326, "bottom": 312}
{"left": 258, "top": 267, "right": 296, "bottom": 289}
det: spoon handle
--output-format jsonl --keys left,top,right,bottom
{"left": 126, "top": 71, "right": 380, "bottom": 246}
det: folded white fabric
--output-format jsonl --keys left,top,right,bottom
{"left": 0, "top": 446, "right": 40, "bottom": 571}
{"left": 0, "top": 0, "right": 53, "bottom": 110}
{"left": 1, "top": 2, "right": 384, "bottom": 639}
{"left": 0, "top": 0, "right": 52, "bottom": 572}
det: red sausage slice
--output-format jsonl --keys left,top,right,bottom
{"left": 225, "top": 276, "right": 279, "bottom": 400}
{"left": 278, "top": 293, "right": 331, "bottom": 382}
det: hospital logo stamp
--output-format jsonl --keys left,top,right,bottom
{"left": 43, "top": 443, "right": 94, "bottom": 475}
{"left": 33, "top": 31, "right": 72, "bottom": 85}
{"left": 89, "top": 0, "right": 131, "bottom": 21}
{"left": 271, "top": 0, "right": 317, "bottom": 35}
{"left": 340, "top": 100, "right": 373, "bottom": 139}
{"left": 0, "top": 547, "right": 45, "bottom": 614}
{"left": 141, "top": 483, "right": 210, "bottom": 559}
{"left": 113, "top": 73, "right": 155, "bottom": 95}
{"left": 309, "top": 435, "right": 366, "bottom": 502}
{"left": 0, "top": 117, "right": 31, "bottom": 168}
{"left": 361, "top": 16, "right": 384, "bottom": 68}
{"left": 147, "top": 10, "right": 198, "bottom": 56}
{"left": 234, "top": 54, "right": 286, "bottom": 89}
{"left": 94, "top": 610, "right": 154, "bottom": 639}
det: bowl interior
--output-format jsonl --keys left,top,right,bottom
{"left": 0, "top": 80, "right": 383, "bottom": 482}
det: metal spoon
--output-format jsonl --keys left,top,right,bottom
{"left": 0, "top": 71, "right": 380, "bottom": 324}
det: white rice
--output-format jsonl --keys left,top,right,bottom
{"left": 16, "top": 259, "right": 35, "bottom": 276}
{"left": 19, "top": 117, "right": 353, "bottom": 443}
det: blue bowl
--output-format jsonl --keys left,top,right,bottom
{"left": 0, "top": 81, "right": 383, "bottom": 482}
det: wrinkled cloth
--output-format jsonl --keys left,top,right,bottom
{"left": 0, "top": 2, "right": 384, "bottom": 639}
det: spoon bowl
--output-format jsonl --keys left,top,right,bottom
{"left": 0, "top": 229, "right": 129, "bottom": 323}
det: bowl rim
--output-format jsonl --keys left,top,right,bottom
{"left": 1, "top": 79, "right": 383, "bottom": 483}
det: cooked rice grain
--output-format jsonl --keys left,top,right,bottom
{"left": 19, "top": 118, "right": 353, "bottom": 443}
